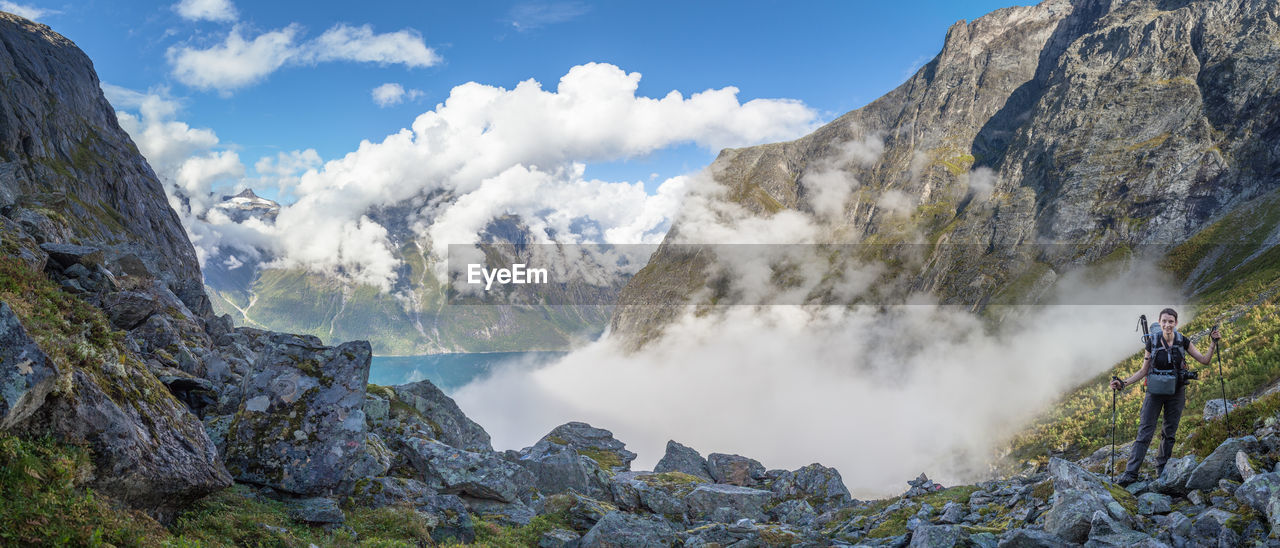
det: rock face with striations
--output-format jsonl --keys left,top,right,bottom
{"left": 0, "top": 12, "right": 208, "bottom": 316}
{"left": 0, "top": 11, "right": 235, "bottom": 518}
{"left": 611, "top": 0, "right": 1280, "bottom": 346}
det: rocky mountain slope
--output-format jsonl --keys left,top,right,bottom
{"left": 7, "top": 2, "right": 1280, "bottom": 547}
{"left": 611, "top": 0, "right": 1280, "bottom": 346}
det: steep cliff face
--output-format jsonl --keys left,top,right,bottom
{"left": 0, "top": 13, "right": 209, "bottom": 316}
{"left": 611, "top": 0, "right": 1280, "bottom": 345}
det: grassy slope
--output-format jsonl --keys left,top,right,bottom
{"left": 1004, "top": 190, "right": 1280, "bottom": 471}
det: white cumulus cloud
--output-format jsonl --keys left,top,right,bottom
{"left": 371, "top": 82, "right": 424, "bottom": 107}
{"left": 0, "top": 1, "right": 49, "bottom": 20}
{"left": 168, "top": 23, "right": 440, "bottom": 94}
{"left": 110, "top": 64, "right": 819, "bottom": 288}
{"left": 172, "top": 0, "right": 237, "bottom": 22}
{"left": 168, "top": 25, "right": 300, "bottom": 94}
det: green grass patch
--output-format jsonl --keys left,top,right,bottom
{"left": 579, "top": 448, "right": 624, "bottom": 472}
{"left": 0, "top": 434, "right": 168, "bottom": 547}
{"left": 170, "top": 484, "right": 436, "bottom": 547}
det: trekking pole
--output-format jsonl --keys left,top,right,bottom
{"left": 1214, "top": 323, "right": 1231, "bottom": 436}
{"left": 1110, "top": 375, "right": 1120, "bottom": 475}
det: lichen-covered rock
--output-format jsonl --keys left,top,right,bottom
{"left": 707, "top": 453, "right": 766, "bottom": 487}
{"left": 537, "top": 421, "right": 636, "bottom": 473}
{"left": 0, "top": 302, "right": 58, "bottom": 429}
{"left": 684, "top": 483, "right": 773, "bottom": 522}
{"left": 770, "top": 463, "right": 852, "bottom": 510}
{"left": 1137, "top": 492, "right": 1172, "bottom": 515}
{"left": 350, "top": 476, "right": 438, "bottom": 508}
{"left": 392, "top": 379, "right": 491, "bottom": 452}
{"left": 1044, "top": 488, "right": 1108, "bottom": 544}
{"left": 653, "top": 440, "right": 712, "bottom": 480}
{"left": 609, "top": 471, "right": 707, "bottom": 518}
{"left": 286, "top": 497, "right": 345, "bottom": 524}
{"left": 420, "top": 494, "right": 476, "bottom": 544}
{"left": 462, "top": 496, "right": 536, "bottom": 527}
{"left": 19, "top": 367, "right": 231, "bottom": 519}
{"left": 1083, "top": 510, "right": 1162, "bottom": 547}
{"left": 1186, "top": 436, "right": 1259, "bottom": 491}
{"left": 100, "top": 291, "right": 159, "bottom": 330}
{"left": 911, "top": 524, "right": 963, "bottom": 547}
{"left": 222, "top": 335, "right": 383, "bottom": 495}
{"left": 39, "top": 243, "right": 103, "bottom": 270}
{"left": 769, "top": 498, "right": 818, "bottom": 527}
{"left": 997, "top": 528, "right": 1072, "bottom": 547}
{"left": 579, "top": 511, "right": 677, "bottom": 547}
{"left": 517, "top": 433, "right": 614, "bottom": 500}
{"left": 403, "top": 436, "right": 534, "bottom": 503}
{"left": 538, "top": 528, "right": 580, "bottom": 548}
{"left": 1149, "top": 455, "right": 1197, "bottom": 496}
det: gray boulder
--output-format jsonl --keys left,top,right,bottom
{"left": 403, "top": 436, "right": 534, "bottom": 503}
{"left": 538, "top": 528, "right": 580, "bottom": 548}
{"left": 1044, "top": 488, "right": 1108, "bottom": 544}
{"left": 392, "top": 379, "right": 492, "bottom": 452}
{"left": 910, "top": 524, "right": 963, "bottom": 547}
{"left": 538, "top": 421, "right": 636, "bottom": 473}
{"left": 768, "top": 498, "right": 817, "bottom": 527}
{"left": 1083, "top": 510, "right": 1165, "bottom": 547}
{"left": 286, "top": 497, "right": 345, "bottom": 524}
{"left": 1137, "top": 492, "right": 1172, "bottom": 515}
{"left": 1236, "top": 450, "right": 1257, "bottom": 481}
{"left": 222, "top": 335, "right": 385, "bottom": 495}
{"left": 462, "top": 496, "right": 536, "bottom": 527}
{"left": 609, "top": 471, "right": 704, "bottom": 517}
{"left": 1149, "top": 455, "right": 1197, "bottom": 495}
{"left": 653, "top": 440, "right": 712, "bottom": 480}
{"left": 684, "top": 483, "right": 773, "bottom": 522}
{"left": 100, "top": 291, "right": 159, "bottom": 330}
{"left": 537, "top": 492, "right": 613, "bottom": 531}
{"left": 0, "top": 302, "right": 58, "bottom": 429}
{"left": 997, "top": 528, "right": 1072, "bottom": 547}
{"left": 683, "top": 521, "right": 764, "bottom": 547}
{"left": 39, "top": 242, "right": 103, "bottom": 269}
{"left": 1233, "top": 472, "right": 1280, "bottom": 533}
{"left": 578, "top": 511, "right": 677, "bottom": 547}
{"left": 771, "top": 462, "right": 851, "bottom": 508}
{"left": 1186, "top": 436, "right": 1259, "bottom": 491}
{"left": 938, "top": 501, "right": 965, "bottom": 524}
{"left": 350, "top": 476, "right": 438, "bottom": 508}
{"left": 517, "top": 432, "right": 614, "bottom": 500}
{"left": 707, "top": 452, "right": 766, "bottom": 487}
{"left": 19, "top": 366, "right": 232, "bottom": 519}
{"left": 420, "top": 494, "right": 476, "bottom": 544}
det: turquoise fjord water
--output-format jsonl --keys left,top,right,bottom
{"left": 369, "top": 352, "right": 565, "bottom": 394}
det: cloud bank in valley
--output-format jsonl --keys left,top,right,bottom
{"left": 451, "top": 149, "right": 1184, "bottom": 496}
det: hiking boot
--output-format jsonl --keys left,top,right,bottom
{"left": 1155, "top": 465, "right": 1165, "bottom": 480}
{"left": 1115, "top": 474, "right": 1138, "bottom": 487}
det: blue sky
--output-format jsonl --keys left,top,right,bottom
{"left": 4, "top": 0, "right": 1038, "bottom": 286}
{"left": 15, "top": 0, "right": 1032, "bottom": 195}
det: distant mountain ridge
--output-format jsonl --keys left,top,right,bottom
{"left": 202, "top": 191, "right": 616, "bottom": 355}
{"left": 611, "top": 0, "right": 1280, "bottom": 346}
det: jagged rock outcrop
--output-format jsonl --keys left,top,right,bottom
{"left": 611, "top": 0, "right": 1280, "bottom": 346}
{"left": 221, "top": 334, "right": 387, "bottom": 495}
{"left": 0, "top": 12, "right": 208, "bottom": 317}
{"left": 0, "top": 302, "right": 57, "bottom": 428}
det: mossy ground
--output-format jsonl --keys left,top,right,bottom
{"left": 0, "top": 434, "right": 168, "bottom": 547}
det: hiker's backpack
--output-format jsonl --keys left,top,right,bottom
{"left": 1146, "top": 325, "right": 1188, "bottom": 372}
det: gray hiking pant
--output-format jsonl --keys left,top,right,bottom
{"left": 1124, "top": 390, "right": 1186, "bottom": 478}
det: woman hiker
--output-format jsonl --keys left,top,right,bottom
{"left": 1108, "top": 308, "right": 1220, "bottom": 486}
